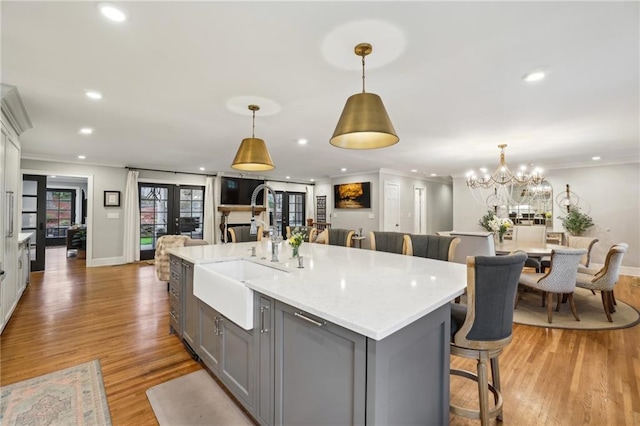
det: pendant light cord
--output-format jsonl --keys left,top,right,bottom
{"left": 252, "top": 109, "right": 256, "bottom": 138}
{"left": 361, "top": 54, "right": 366, "bottom": 93}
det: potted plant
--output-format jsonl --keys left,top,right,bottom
{"left": 559, "top": 207, "right": 594, "bottom": 236}
{"left": 72, "top": 228, "right": 87, "bottom": 259}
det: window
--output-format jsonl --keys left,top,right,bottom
{"left": 46, "top": 189, "right": 75, "bottom": 239}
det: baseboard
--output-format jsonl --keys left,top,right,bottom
{"left": 89, "top": 256, "right": 125, "bottom": 267}
{"left": 588, "top": 263, "right": 639, "bottom": 278}
{"left": 621, "top": 266, "right": 640, "bottom": 277}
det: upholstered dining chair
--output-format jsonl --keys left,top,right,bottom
{"left": 285, "top": 225, "right": 317, "bottom": 243}
{"left": 517, "top": 248, "right": 586, "bottom": 323}
{"left": 541, "top": 236, "right": 599, "bottom": 273}
{"left": 403, "top": 234, "right": 460, "bottom": 262}
{"left": 575, "top": 244, "right": 627, "bottom": 322}
{"left": 512, "top": 225, "right": 547, "bottom": 272}
{"left": 450, "top": 251, "right": 527, "bottom": 425}
{"left": 228, "top": 225, "right": 263, "bottom": 243}
{"left": 322, "top": 228, "right": 355, "bottom": 247}
{"left": 449, "top": 232, "right": 496, "bottom": 264}
{"left": 369, "top": 231, "right": 406, "bottom": 254}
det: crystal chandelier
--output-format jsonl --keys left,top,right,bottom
{"left": 466, "top": 144, "right": 544, "bottom": 207}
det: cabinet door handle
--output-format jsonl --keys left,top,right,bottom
{"left": 214, "top": 317, "right": 219, "bottom": 335}
{"left": 294, "top": 312, "right": 326, "bottom": 327}
{"left": 183, "top": 263, "right": 191, "bottom": 269}
{"left": 169, "top": 310, "right": 178, "bottom": 321}
{"left": 260, "top": 306, "right": 269, "bottom": 333}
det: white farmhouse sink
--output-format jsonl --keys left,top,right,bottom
{"left": 194, "top": 259, "right": 288, "bottom": 330}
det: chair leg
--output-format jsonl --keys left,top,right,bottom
{"left": 490, "top": 357, "right": 503, "bottom": 421}
{"left": 567, "top": 293, "right": 580, "bottom": 321}
{"left": 541, "top": 291, "right": 547, "bottom": 307}
{"left": 601, "top": 291, "right": 613, "bottom": 322}
{"left": 477, "top": 352, "right": 490, "bottom": 425}
{"left": 555, "top": 293, "right": 562, "bottom": 312}
{"left": 608, "top": 291, "right": 616, "bottom": 312}
{"left": 546, "top": 292, "right": 554, "bottom": 323}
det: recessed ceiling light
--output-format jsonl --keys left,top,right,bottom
{"left": 85, "top": 91, "right": 103, "bottom": 100}
{"left": 430, "top": 173, "right": 437, "bottom": 177}
{"left": 78, "top": 155, "right": 86, "bottom": 160}
{"left": 310, "top": 179, "right": 315, "bottom": 182}
{"left": 298, "top": 139, "right": 308, "bottom": 145}
{"left": 199, "top": 167, "right": 205, "bottom": 171}
{"left": 286, "top": 176, "right": 291, "bottom": 179}
{"left": 341, "top": 168, "right": 347, "bottom": 172}
{"left": 98, "top": 3, "right": 127, "bottom": 22}
{"left": 410, "top": 169, "right": 417, "bottom": 173}
{"left": 50, "top": 175, "right": 57, "bottom": 178}
{"left": 523, "top": 71, "right": 545, "bottom": 82}
{"left": 592, "top": 156, "right": 601, "bottom": 160}
{"left": 79, "top": 128, "right": 93, "bottom": 135}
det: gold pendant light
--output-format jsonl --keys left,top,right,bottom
{"left": 330, "top": 43, "right": 399, "bottom": 149}
{"left": 231, "top": 104, "right": 275, "bottom": 171}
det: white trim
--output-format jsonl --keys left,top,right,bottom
{"left": 585, "top": 263, "right": 640, "bottom": 278}
{"left": 138, "top": 176, "right": 206, "bottom": 186}
{"left": 90, "top": 256, "right": 125, "bottom": 267}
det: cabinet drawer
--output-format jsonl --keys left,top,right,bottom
{"left": 169, "top": 255, "right": 182, "bottom": 274}
{"left": 169, "top": 280, "right": 180, "bottom": 299}
{"left": 169, "top": 303, "right": 180, "bottom": 333}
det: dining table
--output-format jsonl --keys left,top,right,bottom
{"left": 494, "top": 240, "right": 567, "bottom": 257}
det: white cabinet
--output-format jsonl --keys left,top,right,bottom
{"left": 1, "top": 84, "right": 32, "bottom": 333}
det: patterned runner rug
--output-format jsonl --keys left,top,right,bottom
{"left": 1, "top": 359, "right": 111, "bottom": 425}
{"left": 513, "top": 286, "right": 640, "bottom": 330}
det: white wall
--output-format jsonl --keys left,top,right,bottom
{"left": 22, "top": 159, "right": 127, "bottom": 265}
{"left": 453, "top": 162, "right": 640, "bottom": 271}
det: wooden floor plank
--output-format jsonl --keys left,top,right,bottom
{"left": 1, "top": 247, "right": 639, "bottom": 425}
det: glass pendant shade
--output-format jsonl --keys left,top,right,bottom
{"left": 231, "top": 104, "right": 275, "bottom": 171}
{"left": 231, "top": 137, "right": 274, "bottom": 171}
{"left": 330, "top": 93, "right": 399, "bottom": 149}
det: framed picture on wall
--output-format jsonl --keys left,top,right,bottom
{"left": 334, "top": 182, "right": 371, "bottom": 209}
{"left": 104, "top": 190, "right": 121, "bottom": 207}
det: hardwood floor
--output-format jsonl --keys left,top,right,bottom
{"left": 1, "top": 247, "right": 639, "bottom": 425}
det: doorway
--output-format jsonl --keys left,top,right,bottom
{"left": 274, "top": 191, "right": 306, "bottom": 237}
{"left": 139, "top": 183, "right": 205, "bottom": 260}
{"left": 413, "top": 185, "right": 427, "bottom": 234}
{"left": 383, "top": 182, "right": 400, "bottom": 232}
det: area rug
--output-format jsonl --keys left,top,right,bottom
{"left": 1, "top": 359, "right": 111, "bottom": 425}
{"left": 146, "top": 369, "right": 253, "bottom": 426}
{"left": 513, "top": 286, "right": 640, "bottom": 330}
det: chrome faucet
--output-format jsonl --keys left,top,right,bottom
{"left": 250, "top": 183, "right": 280, "bottom": 262}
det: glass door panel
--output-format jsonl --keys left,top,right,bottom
{"left": 275, "top": 191, "right": 305, "bottom": 237}
{"left": 21, "top": 175, "right": 46, "bottom": 271}
{"left": 139, "top": 184, "right": 205, "bottom": 260}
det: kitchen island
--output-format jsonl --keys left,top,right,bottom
{"left": 168, "top": 240, "right": 466, "bottom": 426}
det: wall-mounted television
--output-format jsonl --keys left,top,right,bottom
{"left": 220, "top": 177, "right": 265, "bottom": 205}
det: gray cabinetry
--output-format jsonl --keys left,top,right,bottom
{"left": 197, "top": 299, "right": 222, "bottom": 374}
{"left": 219, "top": 315, "right": 254, "bottom": 409}
{"left": 256, "top": 295, "right": 274, "bottom": 426}
{"left": 274, "top": 301, "right": 366, "bottom": 426}
{"left": 169, "top": 255, "right": 198, "bottom": 356}
{"left": 168, "top": 255, "right": 182, "bottom": 335}
{"left": 182, "top": 260, "right": 197, "bottom": 351}
{"left": 196, "top": 298, "right": 255, "bottom": 415}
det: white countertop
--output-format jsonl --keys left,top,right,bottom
{"left": 168, "top": 241, "right": 467, "bottom": 341}
{"left": 18, "top": 232, "right": 33, "bottom": 243}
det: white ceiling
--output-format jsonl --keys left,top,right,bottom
{"left": 2, "top": 1, "right": 638, "bottom": 182}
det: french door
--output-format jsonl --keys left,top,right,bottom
{"left": 21, "top": 175, "right": 46, "bottom": 271}
{"left": 274, "top": 191, "right": 306, "bottom": 237}
{"left": 139, "top": 183, "right": 205, "bottom": 260}
{"left": 45, "top": 189, "right": 76, "bottom": 246}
